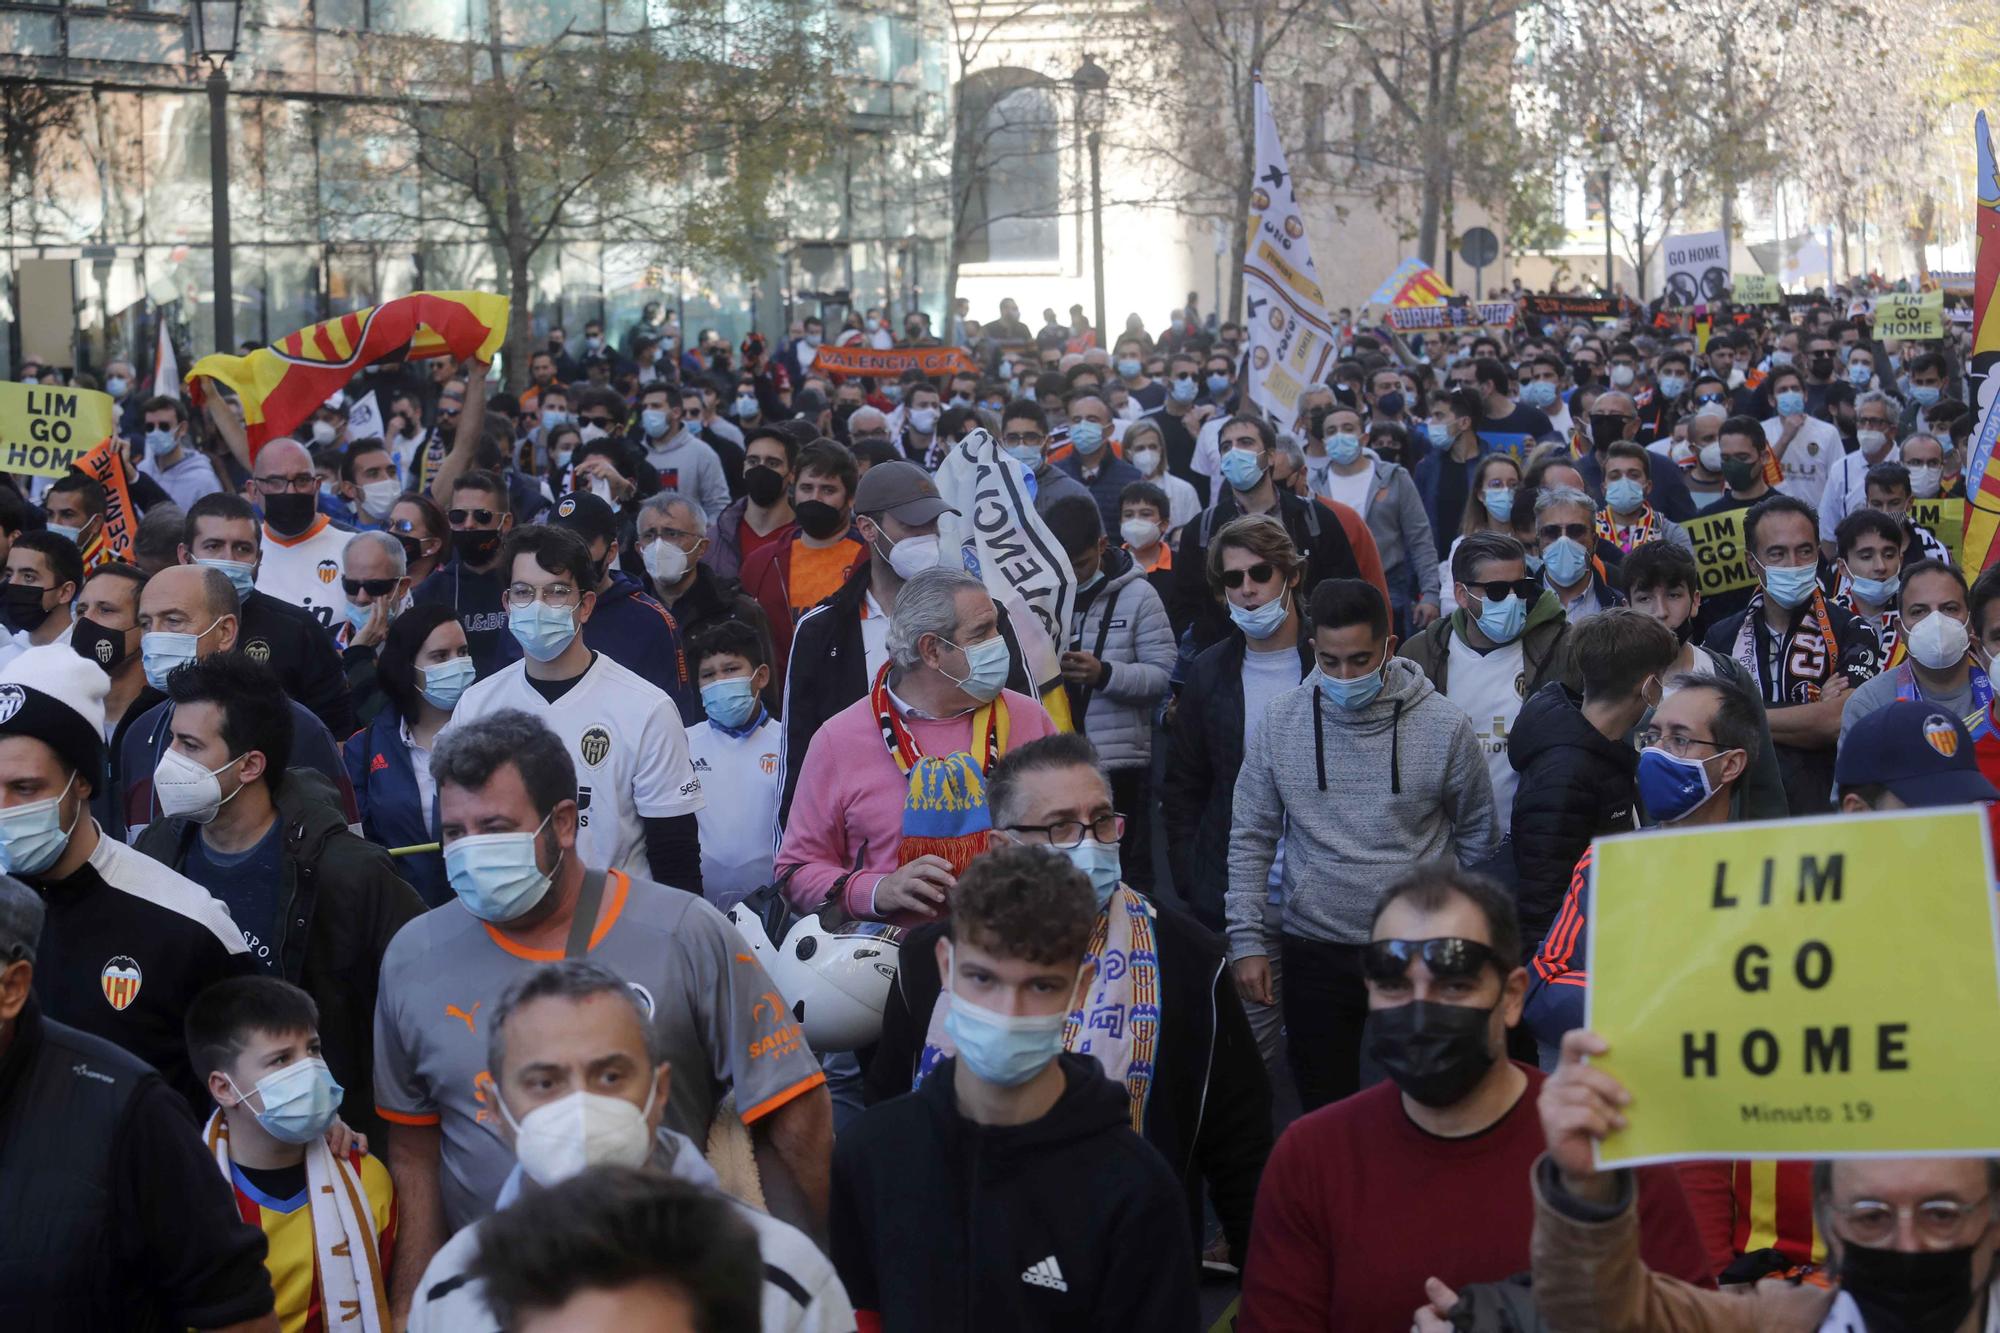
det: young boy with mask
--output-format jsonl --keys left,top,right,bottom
{"left": 186, "top": 976, "right": 397, "bottom": 1333}
{"left": 830, "top": 843, "right": 1198, "bottom": 1332}
{"left": 684, "top": 619, "right": 782, "bottom": 911}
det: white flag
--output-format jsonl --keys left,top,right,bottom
{"left": 152, "top": 319, "right": 178, "bottom": 399}
{"left": 933, "top": 428, "right": 1072, "bottom": 691}
{"left": 1241, "top": 75, "right": 1335, "bottom": 434}
{"left": 345, "top": 390, "right": 384, "bottom": 444}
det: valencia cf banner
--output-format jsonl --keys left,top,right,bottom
{"left": 186, "top": 291, "right": 510, "bottom": 459}
{"left": 810, "top": 344, "right": 979, "bottom": 379}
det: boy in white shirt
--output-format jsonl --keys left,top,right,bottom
{"left": 685, "top": 618, "right": 784, "bottom": 911}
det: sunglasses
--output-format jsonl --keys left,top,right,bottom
{"left": 1538, "top": 523, "right": 1592, "bottom": 544}
{"left": 1362, "top": 937, "right": 1499, "bottom": 983}
{"left": 1465, "top": 578, "right": 1540, "bottom": 604}
{"left": 448, "top": 508, "right": 499, "bottom": 526}
{"left": 1219, "top": 562, "right": 1278, "bottom": 589}
{"left": 342, "top": 577, "right": 401, "bottom": 597}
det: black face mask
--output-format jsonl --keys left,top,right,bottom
{"left": 453, "top": 528, "right": 503, "bottom": 567}
{"left": 1589, "top": 414, "right": 1629, "bottom": 450}
{"left": 0, "top": 583, "right": 52, "bottom": 634}
{"left": 1365, "top": 999, "right": 1500, "bottom": 1108}
{"left": 1840, "top": 1241, "right": 1982, "bottom": 1333}
{"left": 72, "top": 614, "right": 129, "bottom": 670}
{"left": 1573, "top": 367, "right": 1596, "bottom": 390}
{"left": 743, "top": 466, "right": 787, "bottom": 508}
{"left": 262, "top": 492, "right": 317, "bottom": 537}
{"left": 794, "top": 500, "right": 847, "bottom": 541}
{"left": 1810, "top": 354, "right": 1836, "bottom": 380}
{"left": 394, "top": 534, "right": 427, "bottom": 567}
{"left": 1306, "top": 406, "right": 1330, "bottom": 441}
{"left": 1720, "top": 458, "right": 1759, "bottom": 492}
{"left": 1377, "top": 390, "right": 1407, "bottom": 417}
{"left": 1670, "top": 615, "right": 1696, "bottom": 646}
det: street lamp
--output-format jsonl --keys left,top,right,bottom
{"left": 1072, "top": 55, "right": 1110, "bottom": 346}
{"left": 193, "top": 0, "right": 242, "bottom": 353}
{"left": 1595, "top": 124, "right": 1616, "bottom": 298}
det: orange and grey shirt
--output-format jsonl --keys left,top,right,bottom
{"left": 372, "top": 870, "right": 827, "bottom": 1230}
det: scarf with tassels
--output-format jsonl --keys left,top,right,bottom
{"left": 204, "top": 1111, "right": 391, "bottom": 1333}
{"left": 872, "top": 662, "right": 1009, "bottom": 875}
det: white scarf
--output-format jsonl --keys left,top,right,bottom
{"left": 204, "top": 1110, "right": 391, "bottom": 1333}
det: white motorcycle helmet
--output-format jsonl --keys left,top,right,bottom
{"left": 727, "top": 907, "right": 902, "bottom": 1052}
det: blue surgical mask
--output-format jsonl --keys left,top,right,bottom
{"left": 1221, "top": 447, "right": 1265, "bottom": 492}
{"left": 1657, "top": 374, "right": 1687, "bottom": 399}
{"left": 1912, "top": 384, "right": 1942, "bottom": 407}
{"left": 641, "top": 408, "right": 670, "bottom": 440}
{"left": 1525, "top": 552, "right": 1545, "bottom": 576}
{"left": 231, "top": 1057, "right": 344, "bottom": 1145}
{"left": 1062, "top": 838, "right": 1122, "bottom": 909}
{"left": 0, "top": 772, "right": 78, "bottom": 877}
{"left": 1169, "top": 376, "right": 1198, "bottom": 404}
{"left": 554, "top": 449, "right": 574, "bottom": 471}
{"left": 1483, "top": 485, "right": 1516, "bottom": 521}
{"left": 1116, "top": 357, "right": 1142, "bottom": 378}
{"left": 1315, "top": 664, "right": 1384, "bottom": 710}
{"left": 700, "top": 676, "right": 760, "bottom": 730}
{"left": 941, "top": 634, "right": 1011, "bottom": 702}
{"left": 540, "top": 408, "right": 570, "bottom": 429}
{"left": 1775, "top": 388, "right": 1806, "bottom": 416}
{"left": 1229, "top": 590, "right": 1290, "bottom": 641}
{"left": 444, "top": 810, "right": 557, "bottom": 922}
{"left": 1473, "top": 591, "right": 1528, "bottom": 644}
{"left": 144, "top": 426, "right": 176, "bottom": 458}
{"left": 1541, "top": 535, "right": 1590, "bottom": 587}
{"left": 105, "top": 375, "right": 129, "bottom": 398}
{"left": 197, "top": 557, "right": 257, "bottom": 602}
{"left": 1206, "top": 373, "right": 1230, "bottom": 395}
{"left": 1637, "top": 746, "right": 1724, "bottom": 824}
{"left": 1520, "top": 380, "right": 1557, "bottom": 409}
{"left": 1006, "top": 444, "right": 1042, "bottom": 468}
{"left": 1605, "top": 478, "right": 1646, "bottom": 514}
{"left": 141, "top": 620, "right": 221, "bottom": 691}
{"left": 942, "top": 943, "right": 1070, "bottom": 1086}
{"left": 1069, "top": 420, "right": 1105, "bottom": 455}
{"left": 1426, "top": 422, "right": 1453, "bottom": 447}
{"left": 420, "top": 656, "right": 476, "bottom": 710}
{"left": 1326, "top": 433, "right": 1363, "bottom": 466}
{"left": 45, "top": 522, "right": 81, "bottom": 546}
{"left": 509, "top": 602, "right": 579, "bottom": 661}
{"left": 1847, "top": 363, "right": 1872, "bottom": 387}
{"left": 1846, "top": 571, "right": 1900, "bottom": 606}
{"left": 1760, "top": 560, "right": 1819, "bottom": 609}
{"left": 735, "top": 394, "right": 760, "bottom": 418}
{"left": 342, "top": 599, "right": 376, "bottom": 633}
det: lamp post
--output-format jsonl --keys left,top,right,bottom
{"left": 1073, "top": 56, "right": 1110, "bottom": 346}
{"left": 193, "top": 0, "right": 242, "bottom": 353}
{"left": 1595, "top": 125, "right": 1616, "bottom": 297}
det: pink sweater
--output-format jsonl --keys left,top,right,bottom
{"left": 776, "top": 688, "right": 1055, "bottom": 924}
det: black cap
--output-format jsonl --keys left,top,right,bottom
{"left": 549, "top": 492, "right": 618, "bottom": 546}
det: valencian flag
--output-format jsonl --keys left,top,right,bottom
{"left": 186, "top": 290, "right": 509, "bottom": 459}
{"left": 1241, "top": 72, "right": 1336, "bottom": 434}
{"left": 1961, "top": 112, "right": 2000, "bottom": 571}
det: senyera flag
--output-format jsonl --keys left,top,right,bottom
{"left": 186, "top": 290, "right": 509, "bottom": 459}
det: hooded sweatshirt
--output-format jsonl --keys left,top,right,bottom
{"left": 830, "top": 1052, "right": 1198, "bottom": 1332}
{"left": 580, "top": 570, "right": 693, "bottom": 718}
{"left": 1225, "top": 656, "right": 1499, "bottom": 959}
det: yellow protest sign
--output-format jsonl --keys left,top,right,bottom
{"left": 1681, "top": 508, "right": 1756, "bottom": 595}
{"left": 1910, "top": 497, "right": 1964, "bottom": 558}
{"left": 1587, "top": 809, "right": 2000, "bottom": 1167}
{"left": 0, "top": 381, "right": 117, "bottom": 478}
{"left": 1874, "top": 291, "right": 1945, "bottom": 341}
{"left": 1733, "top": 274, "right": 1781, "bottom": 305}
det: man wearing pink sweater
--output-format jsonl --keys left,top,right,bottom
{"left": 777, "top": 566, "right": 1056, "bottom": 926}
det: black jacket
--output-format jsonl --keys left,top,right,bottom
{"left": 1163, "top": 629, "right": 1315, "bottom": 930}
{"left": 660, "top": 565, "right": 779, "bottom": 724}
{"left": 830, "top": 1052, "right": 1198, "bottom": 1333}
{"left": 864, "top": 907, "right": 1272, "bottom": 1265}
{"left": 134, "top": 770, "right": 424, "bottom": 1141}
{"left": 779, "top": 565, "right": 1034, "bottom": 821}
{"left": 1173, "top": 487, "right": 1360, "bottom": 650}
{"left": 239, "top": 589, "right": 356, "bottom": 738}
{"left": 1506, "top": 682, "right": 1638, "bottom": 944}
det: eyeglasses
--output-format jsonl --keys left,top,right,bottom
{"left": 1638, "top": 727, "right": 1722, "bottom": 758}
{"left": 1001, "top": 432, "right": 1046, "bottom": 448}
{"left": 1466, "top": 578, "right": 1540, "bottom": 604}
{"left": 254, "top": 474, "right": 318, "bottom": 494}
{"left": 1537, "top": 523, "right": 1592, "bottom": 544}
{"left": 580, "top": 414, "right": 614, "bottom": 426}
{"left": 642, "top": 528, "right": 702, "bottom": 547}
{"left": 1218, "top": 562, "right": 1278, "bottom": 589}
{"left": 1834, "top": 1196, "right": 1993, "bottom": 1247}
{"left": 1362, "top": 937, "right": 1499, "bottom": 983}
{"left": 1005, "top": 813, "right": 1127, "bottom": 849}
{"left": 1171, "top": 371, "right": 1198, "bottom": 382}
{"left": 342, "top": 577, "right": 401, "bottom": 597}
{"left": 505, "top": 582, "right": 580, "bottom": 609}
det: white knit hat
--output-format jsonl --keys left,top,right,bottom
{"left": 0, "top": 644, "right": 110, "bottom": 779}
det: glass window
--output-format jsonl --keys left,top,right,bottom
{"left": 259, "top": 244, "right": 324, "bottom": 338}
{"left": 143, "top": 92, "right": 213, "bottom": 245}
{"left": 956, "top": 78, "right": 1059, "bottom": 265}
{"left": 318, "top": 0, "right": 366, "bottom": 28}
{"left": 68, "top": 15, "right": 189, "bottom": 64}
{"left": 319, "top": 104, "right": 414, "bottom": 242}
{"left": 371, "top": 0, "right": 470, "bottom": 41}
{"left": 329, "top": 245, "right": 417, "bottom": 313}
{"left": 0, "top": 13, "right": 61, "bottom": 56}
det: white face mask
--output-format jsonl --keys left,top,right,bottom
{"left": 359, "top": 478, "right": 401, "bottom": 520}
{"left": 644, "top": 536, "right": 690, "bottom": 587}
{"left": 1908, "top": 464, "right": 1943, "bottom": 499}
{"left": 1128, "top": 447, "right": 1161, "bottom": 477}
{"left": 500, "top": 1082, "right": 659, "bottom": 1186}
{"left": 1907, "top": 611, "right": 1971, "bottom": 672}
{"left": 885, "top": 534, "right": 942, "bottom": 580}
{"left": 153, "top": 747, "right": 245, "bottom": 824}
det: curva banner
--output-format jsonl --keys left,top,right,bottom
{"left": 809, "top": 345, "right": 978, "bottom": 380}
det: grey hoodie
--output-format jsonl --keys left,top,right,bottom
{"left": 1225, "top": 656, "right": 1499, "bottom": 959}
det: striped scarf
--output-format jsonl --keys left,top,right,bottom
{"left": 872, "top": 662, "right": 1009, "bottom": 875}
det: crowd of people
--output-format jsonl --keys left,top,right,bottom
{"left": 2, "top": 281, "right": 1997, "bottom": 1331}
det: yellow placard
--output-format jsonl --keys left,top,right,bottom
{"left": 1733, "top": 274, "right": 1781, "bottom": 305}
{"left": 1874, "top": 291, "right": 1945, "bottom": 341}
{"left": 1681, "top": 508, "right": 1756, "bottom": 595}
{"left": 1587, "top": 809, "right": 2000, "bottom": 1167}
{"left": 0, "top": 381, "right": 117, "bottom": 478}
{"left": 1910, "top": 497, "right": 1965, "bottom": 559}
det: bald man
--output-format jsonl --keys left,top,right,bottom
{"left": 250, "top": 438, "right": 356, "bottom": 632}
{"left": 116, "top": 564, "right": 359, "bottom": 839}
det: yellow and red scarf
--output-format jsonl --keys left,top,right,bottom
{"left": 871, "top": 662, "right": 1010, "bottom": 875}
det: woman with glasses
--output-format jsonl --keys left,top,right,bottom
{"left": 1117, "top": 417, "right": 1201, "bottom": 537}
{"left": 387, "top": 492, "right": 450, "bottom": 588}
{"left": 342, "top": 603, "right": 472, "bottom": 906}
{"left": 1437, "top": 452, "right": 1523, "bottom": 616}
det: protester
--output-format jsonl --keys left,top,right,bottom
{"left": 1760, "top": 364, "right": 1841, "bottom": 507}
{"left": 1819, "top": 390, "right": 1904, "bottom": 544}
{"left": 995, "top": 397, "right": 1093, "bottom": 515}
{"left": 831, "top": 844, "right": 1199, "bottom": 1331}
{"left": 136, "top": 394, "right": 227, "bottom": 511}
{"left": 0, "top": 529, "right": 79, "bottom": 668}
{"left": 75, "top": 562, "right": 155, "bottom": 827}
{"left": 684, "top": 619, "right": 784, "bottom": 909}
{"left": 386, "top": 492, "right": 448, "bottom": 588}
{"left": 1228, "top": 578, "right": 1498, "bottom": 1109}
{"left": 741, "top": 437, "right": 867, "bottom": 683}
{"left": 1534, "top": 485, "right": 1626, "bottom": 622}
{"left": 704, "top": 420, "right": 803, "bottom": 581}
{"left": 43, "top": 471, "right": 107, "bottom": 563}
{"left": 1840, "top": 559, "right": 1980, "bottom": 741}
{"left": 1120, "top": 416, "right": 1203, "bottom": 533}
{"left": 545, "top": 491, "right": 692, "bottom": 714}
{"left": 1597, "top": 441, "right": 1692, "bottom": 554}
{"left": 250, "top": 438, "right": 355, "bottom": 630}
{"left": 0, "top": 874, "right": 279, "bottom": 1331}
{"left": 334, "top": 529, "right": 409, "bottom": 721}
{"left": 637, "top": 492, "right": 776, "bottom": 707}
{"left": 1435, "top": 451, "right": 1524, "bottom": 616}
{"left": 1864, "top": 460, "right": 1955, "bottom": 566}
{"left": 409, "top": 468, "right": 520, "bottom": 677}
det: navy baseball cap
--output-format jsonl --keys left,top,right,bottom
{"left": 548, "top": 492, "right": 618, "bottom": 547}
{"left": 1834, "top": 700, "right": 1998, "bottom": 807}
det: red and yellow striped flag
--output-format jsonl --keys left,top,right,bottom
{"left": 185, "top": 290, "right": 509, "bottom": 459}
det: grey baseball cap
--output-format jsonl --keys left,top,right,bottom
{"left": 0, "top": 875, "right": 44, "bottom": 963}
{"left": 853, "top": 459, "right": 960, "bottom": 525}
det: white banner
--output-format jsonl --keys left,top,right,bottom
{"left": 345, "top": 390, "right": 383, "bottom": 444}
{"left": 1662, "top": 229, "right": 1728, "bottom": 307}
{"left": 934, "top": 428, "right": 1070, "bottom": 690}
{"left": 1241, "top": 76, "right": 1335, "bottom": 434}
{"left": 152, "top": 320, "right": 178, "bottom": 400}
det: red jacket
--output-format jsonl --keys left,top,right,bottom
{"left": 740, "top": 533, "right": 865, "bottom": 688}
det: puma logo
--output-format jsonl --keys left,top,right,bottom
{"left": 446, "top": 1001, "right": 481, "bottom": 1033}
